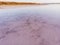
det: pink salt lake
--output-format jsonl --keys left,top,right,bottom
{"left": 0, "top": 5, "right": 60, "bottom": 45}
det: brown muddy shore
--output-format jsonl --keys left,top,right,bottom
{"left": 0, "top": 2, "right": 40, "bottom": 8}
{"left": 0, "top": 2, "right": 40, "bottom": 5}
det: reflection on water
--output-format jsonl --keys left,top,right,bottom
{"left": 0, "top": 5, "right": 60, "bottom": 25}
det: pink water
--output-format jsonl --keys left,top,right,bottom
{"left": 0, "top": 5, "right": 60, "bottom": 45}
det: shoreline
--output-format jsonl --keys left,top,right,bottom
{"left": 0, "top": 2, "right": 40, "bottom": 5}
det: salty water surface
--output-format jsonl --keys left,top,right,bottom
{"left": 0, "top": 5, "right": 60, "bottom": 45}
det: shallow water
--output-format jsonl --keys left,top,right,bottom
{"left": 0, "top": 5, "right": 60, "bottom": 45}
{"left": 0, "top": 5, "right": 60, "bottom": 26}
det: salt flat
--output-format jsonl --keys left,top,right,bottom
{"left": 0, "top": 5, "right": 60, "bottom": 45}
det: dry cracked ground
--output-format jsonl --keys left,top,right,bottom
{"left": 0, "top": 5, "right": 60, "bottom": 45}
